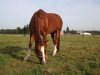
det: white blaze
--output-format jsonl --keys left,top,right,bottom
{"left": 41, "top": 46, "right": 46, "bottom": 63}
{"left": 53, "top": 45, "right": 57, "bottom": 56}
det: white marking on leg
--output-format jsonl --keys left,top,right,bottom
{"left": 24, "top": 49, "right": 31, "bottom": 61}
{"left": 53, "top": 45, "right": 57, "bottom": 56}
{"left": 41, "top": 46, "right": 46, "bottom": 63}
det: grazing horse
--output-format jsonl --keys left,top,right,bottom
{"left": 24, "top": 9, "right": 62, "bottom": 64}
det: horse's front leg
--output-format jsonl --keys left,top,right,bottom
{"left": 43, "top": 36, "right": 48, "bottom": 60}
{"left": 40, "top": 36, "right": 48, "bottom": 64}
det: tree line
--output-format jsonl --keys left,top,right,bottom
{"left": 63, "top": 26, "right": 100, "bottom": 35}
{"left": 0, "top": 26, "right": 100, "bottom": 35}
{"left": 63, "top": 26, "right": 77, "bottom": 35}
{"left": 0, "top": 24, "right": 29, "bottom": 35}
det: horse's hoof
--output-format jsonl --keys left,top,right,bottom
{"left": 41, "top": 62, "right": 46, "bottom": 64}
{"left": 53, "top": 53, "right": 56, "bottom": 56}
{"left": 40, "top": 61, "right": 46, "bottom": 64}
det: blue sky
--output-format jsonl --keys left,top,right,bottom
{"left": 0, "top": 0, "right": 100, "bottom": 30}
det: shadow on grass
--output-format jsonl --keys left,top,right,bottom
{"left": 0, "top": 46, "right": 26, "bottom": 61}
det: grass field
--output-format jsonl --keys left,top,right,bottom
{"left": 0, "top": 34, "right": 100, "bottom": 75}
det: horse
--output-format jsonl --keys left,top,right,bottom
{"left": 24, "top": 9, "right": 63, "bottom": 64}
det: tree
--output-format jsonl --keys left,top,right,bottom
{"left": 63, "top": 30, "right": 66, "bottom": 35}
{"left": 66, "top": 26, "right": 69, "bottom": 34}
{"left": 22, "top": 24, "right": 29, "bottom": 35}
{"left": 63, "top": 26, "right": 70, "bottom": 37}
{"left": 69, "top": 29, "right": 77, "bottom": 34}
{"left": 17, "top": 27, "right": 21, "bottom": 34}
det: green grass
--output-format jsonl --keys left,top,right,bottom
{"left": 0, "top": 34, "right": 100, "bottom": 75}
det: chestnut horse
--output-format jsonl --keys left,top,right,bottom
{"left": 24, "top": 9, "right": 62, "bottom": 64}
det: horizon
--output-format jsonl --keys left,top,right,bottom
{"left": 0, "top": 27, "right": 100, "bottom": 31}
{"left": 0, "top": 0, "right": 100, "bottom": 31}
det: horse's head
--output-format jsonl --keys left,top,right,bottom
{"left": 35, "top": 40, "right": 47, "bottom": 64}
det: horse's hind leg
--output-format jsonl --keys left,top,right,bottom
{"left": 51, "top": 33, "right": 55, "bottom": 56}
{"left": 51, "top": 32, "right": 54, "bottom": 43}
{"left": 51, "top": 32, "right": 57, "bottom": 56}
{"left": 56, "top": 30, "right": 60, "bottom": 52}
{"left": 24, "top": 33, "right": 34, "bottom": 62}
{"left": 51, "top": 30, "right": 60, "bottom": 56}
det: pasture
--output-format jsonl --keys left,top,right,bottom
{"left": 0, "top": 35, "right": 100, "bottom": 75}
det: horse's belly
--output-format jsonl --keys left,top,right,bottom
{"left": 47, "top": 27, "right": 57, "bottom": 34}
